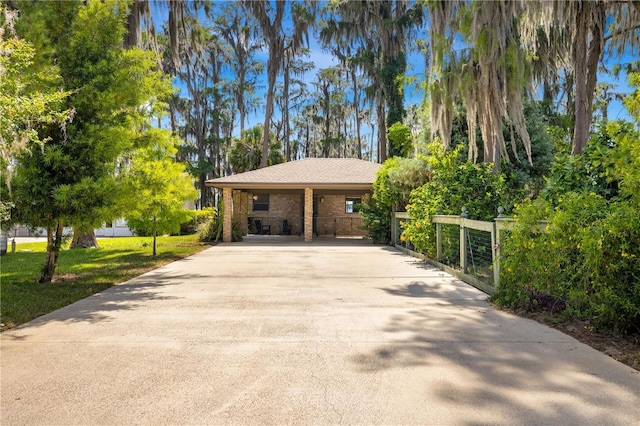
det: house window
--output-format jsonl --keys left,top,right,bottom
{"left": 253, "top": 194, "right": 269, "bottom": 211}
{"left": 345, "top": 197, "right": 361, "bottom": 213}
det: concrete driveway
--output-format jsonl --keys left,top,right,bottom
{"left": 2, "top": 238, "right": 639, "bottom": 425}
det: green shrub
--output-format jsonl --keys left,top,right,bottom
{"left": 359, "top": 194, "right": 390, "bottom": 244}
{"left": 493, "top": 193, "right": 640, "bottom": 333}
{"left": 360, "top": 156, "right": 431, "bottom": 243}
{"left": 179, "top": 208, "right": 215, "bottom": 235}
{"left": 402, "top": 144, "right": 506, "bottom": 255}
{"left": 197, "top": 203, "right": 242, "bottom": 242}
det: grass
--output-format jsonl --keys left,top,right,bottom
{"left": 0, "top": 235, "right": 209, "bottom": 330}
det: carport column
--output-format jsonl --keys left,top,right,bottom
{"left": 223, "top": 187, "right": 232, "bottom": 243}
{"left": 304, "top": 187, "right": 313, "bottom": 242}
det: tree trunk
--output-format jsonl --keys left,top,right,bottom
{"left": 70, "top": 228, "right": 99, "bottom": 249}
{"left": 572, "top": 1, "right": 605, "bottom": 156}
{"left": 352, "top": 67, "right": 362, "bottom": 159}
{"left": 40, "top": 220, "right": 64, "bottom": 283}
{"left": 377, "top": 94, "right": 387, "bottom": 163}
{"left": 152, "top": 217, "right": 157, "bottom": 256}
{"left": 283, "top": 60, "right": 291, "bottom": 162}
{"left": 262, "top": 81, "right": 275, "bottom": 168}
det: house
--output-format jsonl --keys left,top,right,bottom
{"left": 205, "top": 158, "right": 382, "bottom": 242}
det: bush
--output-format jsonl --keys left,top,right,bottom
{"left": 359, "top": 194, "right": 390, "bottom": 244}
{"left": 178, "top": 208, "right": 215, "bottom": 235}
{"left": 197, "top": 203, "right": 242, "bottom": 242}
{"left": 402, "top": 144, "right": 506, "bottom": 255}
{"left": 493, "top": 193, "right": 640, "bottom": 333}
{"left": 493, "top": 75, "right": 640, "bottom": 334}
{"left": 360, "top": 156, "right": 431, "bottom": 243}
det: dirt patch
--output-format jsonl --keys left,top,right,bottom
{"left": 505, "top": 308, "right": 640, "bottom": 371}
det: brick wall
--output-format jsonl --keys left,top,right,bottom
{"left": 316, "top": 194, "right": 367, "bottom": 237}
{"left": 246, "top": 192, "right": 368, "bottom": 237}
{"left": 248, "top": 193, "right": 303, "bottom": 235}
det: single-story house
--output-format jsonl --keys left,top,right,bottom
{"left": 205, "top": 158, "right": 382, "bottom": 242}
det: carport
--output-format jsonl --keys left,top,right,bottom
{"left": 205, "top": 158, "right": 381, "bottom": 242}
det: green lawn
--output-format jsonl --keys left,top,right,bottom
{"left": 0, "top": 235, "right": 209, "bottom": 330}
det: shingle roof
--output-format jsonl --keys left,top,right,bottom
{"left": 205, "top": 158, "right": 381, "bottom": 190}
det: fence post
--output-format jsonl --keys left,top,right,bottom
{"left": 492, "top": 207, "right": 504, "bottom": 287}
{"left": 391, "top": 212, "right": 396, "bottom": 246}
{"left": 435, "top": 208, "right": 442, "bottom": 261}
{"left": 460, "top": 207, "right": 468, "bottom": 274}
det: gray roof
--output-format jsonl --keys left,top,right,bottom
{"left": 206, "top": 158, "right": 381, "bottom": 190}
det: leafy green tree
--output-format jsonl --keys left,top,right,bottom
{"left": 402, "top": 143, "right": 506, "bottom": 255}
{"left": 123, "top": 129, "right": 197, "bottom": 256}
{"left": 321, "top": 0, "right": 423, "bottom": 163}
{"left": 612, "top": 72, "right": 640, "bottom": 204}
{"left": 0, "top": 6, "right": 70, "bottom": 223}
{"left": 387, "top": 122, "right": 413, "bottom": 158}
{"left": 10, "top": 0, "right": 171, "bottom": 282}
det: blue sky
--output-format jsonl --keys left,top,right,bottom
{"left": 155, "top": 1, "right": 637, "bottom": 141}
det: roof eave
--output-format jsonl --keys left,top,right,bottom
{"left": 205, "top": 181, "right": 373, "bottom": 191}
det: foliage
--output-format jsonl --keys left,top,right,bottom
{"left": 540, "top": 121, "right": 628, "bottom": 204}
{"left": 229, "top": 125, "right": 284, "bottom": 173}
{"left": 500, "top": 101, "right": 554, "bottom": 203}
{"left": 0, "top": 32, "right": 69, "bottom": 184}
{"left": 196, "top": 206, "right": 221, "bottom": 242}
{"left": 402, "top": 144, "right": 506, "bottom": 255}
{"left": 178, "top": 208, "right": 216, "bottom": 235}
{"left": 0, "top": 5, "right": 71, "bottom": 228}
{"left": 197, "top": 200, "right": 242, "bottom": 242}
{"left": 0, "top": 235, "right": 206, "bottom": 330}
{"left": 387, "top": 122, "right": 413, "bottom": 158}
{"left": 611, "top": 72, "right": 640, "bottom": 204}
{"left": 493, "top": 193, "right": 640, "bottom": 333}
{"left": 360, "top": 155, "right": 431, "bottom": 243}
{"left": 8, "top": 0, "right": 172, "bottom": 281}
{"left": 122, "top": 130, "right": 198, "bottom": 255}
{"left": 494, "top": 80, "right": 640, "bottom": 334}
{"left": 359, "top": 194, "right": 390, "bottom": 244}
{"left": 374, "top": 156, "right": 432, "bottom": 210}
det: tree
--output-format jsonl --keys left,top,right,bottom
{"left": 229, "top": 125, "right": 283, "bottom": 173}
{"left": 244, "top": 0, "right": 314, "bottom": 168}
{"left": 10, "top": 0, "right": 172, "bottom": 282}
{"left": 387, "top": 122, "right": 413, "bottom": 158}
{"left": 0, "top": 5, "right": 70, "bottom": 220}
{"left": 521, "top": 1, "right": 640, "bottom": 155}
{"left": 321, "top": 0, "right": 424, "bottom": 162}
{"left": 213, "top": 4, "right": 263, "bottom": 136}
{"left": 164, "top": 10, "right": 223, "bottom": 209}
{"left": 427, "top": 1, "right": 533, "bottom": 170}
{"left": 123, "top": 129, "right": 197, "bottom": 256}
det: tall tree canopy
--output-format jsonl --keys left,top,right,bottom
{"left": 9, "top": 0, "right": 172, "bottom": 282}
{"left": 244, "top": 0, "right": 314, "bottom": 168}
